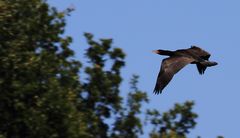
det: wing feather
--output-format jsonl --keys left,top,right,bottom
{"left": 154, "top": 56, "right": 195, "bottom": 94}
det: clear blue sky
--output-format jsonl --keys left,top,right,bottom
{"left": 49, "top": 0, "right": 240, "bottom": 137}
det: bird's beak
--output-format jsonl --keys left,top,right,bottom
{"left": 152, "top": 50, "right": 159, "bottom": 54}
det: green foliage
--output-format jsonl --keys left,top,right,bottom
{"left": 0, "top": 0, "right": 85, "bottom": 137}
{"left": 80, "top": 32, "right": 126, "bottom": 138}
{"left": 147, "top": 101, "right": 198, "bottom": 138}
{"left": 81, "top": 34, "right": 148, "bottom": 138}
{"left": 111, "top": 75, "right": 148, "bottom": 138}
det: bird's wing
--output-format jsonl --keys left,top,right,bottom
{"left": 189, "top": 46, "right": 211, "bottom": 74}
{"left": 154, "top": 56, "right": 195, "bottom": 94}
{"left": 189, "top": 46, "right": 211, "bottom": 60}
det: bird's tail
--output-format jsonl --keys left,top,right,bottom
{"left": 200, "top": 61, "right": 218, "bottom": 67}
{"left": 196, "top": 61, "right": 217, "bottom": 75}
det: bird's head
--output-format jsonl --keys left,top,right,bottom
{"left": 152, "top": 50, "right": 161, "bottom": 54}
{"left": 152, "top": 49, "right": 173, "bottom": 56}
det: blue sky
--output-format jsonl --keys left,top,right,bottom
{"left": 49, "top": 0, "right": 240, "bottom": 137}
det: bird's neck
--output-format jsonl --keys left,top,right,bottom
{"left": 158, "top": 50, "right": 174, "bottom": 56}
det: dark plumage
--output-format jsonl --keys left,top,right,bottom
{"left": 153, "top": 46, "right": 217, "bottom": 94}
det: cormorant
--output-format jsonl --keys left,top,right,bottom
{"left": 153, "top": 46, "right": 217, "bottom": 94}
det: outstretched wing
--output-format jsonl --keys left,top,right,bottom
{"left": 154, "top": 56, "right": 195, "bottom": 94}
{"left": 189, "top": 46, "right": 211, "bottom": 60}
{"left": 189, "top": 46, "right": 211, "bottom": 74}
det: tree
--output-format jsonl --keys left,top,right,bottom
{"left": 0, "top": 0, "right": 86, "bottom": 137}
{"left": 80, "top": 33, "right": 149, "bottom": 138}
{"left": 111, "top": 75, "right": 148, "bottom": 138}
{"left": 80, "top": 32, "right": 126, "bottom": 138}
{"left": 146, "top": 101, "right": 198, "bottom": 138}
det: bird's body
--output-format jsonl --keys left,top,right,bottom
{"left": 153, "top": 46, "right": 217, "bottom": 94}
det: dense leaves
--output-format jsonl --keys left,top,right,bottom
{"left": 0, "top": 0, "right": 85, "bottom": 137}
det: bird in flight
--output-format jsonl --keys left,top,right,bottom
{"left": 153, "top": 46, "right": 217, "bottom": 94}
